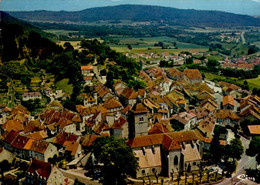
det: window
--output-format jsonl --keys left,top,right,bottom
{"left": 139, "top": 117, "right": 144, "bottom": 122}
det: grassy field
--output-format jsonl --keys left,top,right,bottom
{"left": 205, "top": 73, "right": 260, "bottom": 90}
{"left": 243, "top": 75, "right": 260, "bottom": 90}
{"left": 55, "top": 78, "right": 73, "bottom": 95}
{"left": 44, "top": 29, "right": 79, "bottom": 35}
{"left": 108, "top": 36, "right": 208, "bottom": 53}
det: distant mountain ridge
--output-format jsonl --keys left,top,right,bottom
{"left": 7, "top": 4, "right": 260, "bottom": 27}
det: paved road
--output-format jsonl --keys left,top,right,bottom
{"left": 93, "top": 66, "right": 106, "bottom": 84}
{"left": 216, "top": 136, "right": 258, "bottom": 185}
{"left": 61, "top": 168, "right": 101, "bottom": 185}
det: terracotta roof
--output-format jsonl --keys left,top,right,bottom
{"left": 148, "top": 122, "right": 170, "bottom": 135}
{"left": 81, "top": 134, "right": 100, "bottom": 147}
{"left": 65, "top": 141, "right": 80, "bottom": 156}
{"left": 81, "top": 65, "right": 93, "bottom": 70}
{"left": 3, "top": 130, "right": 19, "bottom": 144}
{"left": 98, "top": 86, "right": 110, "bottom": 98}
{"left": 182, "top": 143, "right": 201, "bottom": 162}
{"left": 121, "top": 87, "right": 138, "bottom": 100}
{"left": 23, "top": 92, "right": 42, "bottom": 97}
{"left": 121, "top": 105, "right": 131, "bottom": 115}
{"left": 27, "top": 159, "right": 51, "bottom": 180}
{"left": 103, "top": 98, "right": 123, "bottom": 110}
{"left": 72, "top": 114, "right": 82, "bottom": 122}
{"left": 215, "top": 109, "right": 240, "bottom": 120}
{"left": 11, "top": 135, "right": 30, "bottom": 150}
{"left": 24, "top": 120, "right": 44, "bottom": 133}
{"left": 183, "top": 69, "right": 202, "bottom": 80}
{"left": 138, "top": 89, "right": 145, "bottom": 97}
{"left": 128, "top": 130, "right": 205, "bottom": 150}
{"left": 2, "top": 107, "right": 12, "bottom": 112}
{"left": 25, "top": 131, "right": 48, "bottom": 140}
{"left": 223, "top": 95, "right": 235, "bottom": 106}
{"left": 52, "top": 132, "right": 78, "bottom": 146}
{"left": 166, "top": 68, "right": 182, "bottom": 79}
{"left": 132, "top": 102, "right": 149, "bottom": 114}
{"left": 2, "top": 119, "right": 24, "bottom": 132}
{"left": 30, "top": 140, "right": 50, "bottom": 154}
{"left": 111, "top": 117, "right": 127, "bottom": 129}
{"left": 134, "top": 146, "right": 161, "bottom": 169}
{"left": 11, "top": 105, "right": 28, "bottom": 115}
{"left": 248, "top": 125, "right": 260, "bottom": 135}
{"left": 23, "top": 139, "right": 35, "bottom": 150}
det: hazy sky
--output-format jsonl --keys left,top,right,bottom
{"left": 1, "top": 0, "right": 260, "bottom": 16}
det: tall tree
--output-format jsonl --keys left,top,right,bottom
{"left": 226, "top": 138, "right": 244, "bottom": 162}
{"left": 92, "top": 137, "right": 139, "bottom": 185}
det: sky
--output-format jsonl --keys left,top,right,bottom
{"left": 1, "top": 0, "right": 260, "bottom": 16}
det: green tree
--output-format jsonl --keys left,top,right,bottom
{"left": 226, "top": 138, "right": 244, "bottom": 162}
{"left": 92, "top": 137, "right": 139, "bottom": 185}
{"left": 246, "top": 136, "right": 260, "bottom": 157}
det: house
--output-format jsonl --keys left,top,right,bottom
{"left": 237, "top": 64, "right": 254, "bottom": 71}
{"left": 26, "top": 140, "right": 58, "bottom": 162}
{"left": 171, "top": 111, "right": 197, "bottom": 130}
{"left": 83, "top": 94, "right": 97, "bottom": 107}
{"left": 222, "top": 95, "right": 235, "bottom": 110}
{"left": 47, "top": 165, "right": 73, "bottom": 185}
{"left": 24, "top": 119, "right": 44, "bottom": 134}
{"left": 148, "top": 122, "right": 170, "bottom": 135}
{"left": 83, "top": 76, "right": 93, "bottom": 85}
{"left": 110, "top": 117, "right": 129, "bottom": 139}
{"left": 1, "top": 119, "right": 24, "bottom": 133}
{"left": 120, "top": 87, "right": 138, "bottom": 106}
{"left": 183, "top": 69, "right": 202, "bottom": 83}
{"left": 196, "top": 116, "right": 215, "bottom": 138}
{"left": 11, "top": 134, "right": 30, "bottom": 159}
{"left": 22, "top": 92, "right": 42, "bottom": 101}
{"left": 127, "top": 130, "right": 205, "bottom": 177}
{"left": 215, "top": 109, "right": 240, "bottom": 127}
{"left": 128, "top": 102, "right": 149, "bottom": 139}
{"left": 81, "top": 65, "right": 94, "bottom": 77}
{"left": 1, "top": 130, "right": 19, "bottom": 152}
{"left": 0, "top": 107, "right": 12, "bottom": 125}
{"left": 248, "top": 125, "right": 260, "bottom": 136}
{"left": 64, "top": 141, "right": 82, "bottom": 161}
{"left": 103, "top": 98, "right": 123, "bottom": 113}
{"left": 25, "top": 159, "right": 51, "bottom": 185}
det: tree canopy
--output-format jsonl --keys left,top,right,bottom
{"left": 92, "top": 137, "right": 139, "bottom": 185}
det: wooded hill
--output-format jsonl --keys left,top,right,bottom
{"left": 7, "top": 5, "right": 260, "bottom": 27}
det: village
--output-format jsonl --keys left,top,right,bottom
{"left": 0, "top": 52, "right": 260, "bottom": 184}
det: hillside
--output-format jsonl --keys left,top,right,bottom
{"left": 7, "top": 5, "right": 260, "bottom": 27}
{"left": 0, "top": 11, "right": 54, "bottom": 39}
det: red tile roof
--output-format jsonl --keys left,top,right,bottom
{"left": 183, "top": 69, "right": 202, "bottom": 80}
{"left": 27, "top": 159, "right": 51, "bottom": 180}
{"left": 223, "top": 95, "right": 235, "bottom": 106}
{"left": 148, "top": 122, "right": 170, "bottom": 135}
{"left": 81, "top": 65, "right": 93, "bottom": 70}
{"left": 248, "top": 125, "right": 260, "bottom": 135}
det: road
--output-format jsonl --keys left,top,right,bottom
{"left": 93, "top": 66, "right": 106, "bottom": 84}
{"left": 241, "top": 32, "right": 246, "bottom": 44}
{"left": 61, "top": 168, "right": 101, "bottom": 185}
{"left": 216, "top": 136, "right": 258, "bottom": 185}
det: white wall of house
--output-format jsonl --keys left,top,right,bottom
{"left": 44, "top": 143, "right": 58, "bottom": 162}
